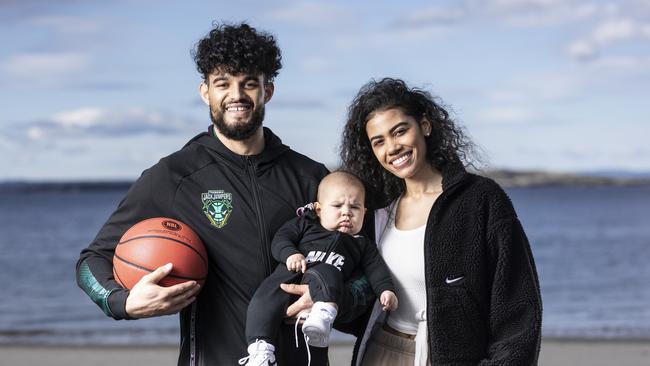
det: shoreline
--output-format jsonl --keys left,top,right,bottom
{"left": 3, "top": 170, "right": 650, "bottom": 193}
{"left": 1, "top": 339, "right": 649, "bottom": 366}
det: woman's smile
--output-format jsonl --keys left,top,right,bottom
{"left": 366, "top": 108, "right": 429, "bottom": 180}
{"left": 390, "top": 152, "right": 413, "bottom": 168}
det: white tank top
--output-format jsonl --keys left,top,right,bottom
{"left": 379, "top": 207, "right": 427, "bottom": 335}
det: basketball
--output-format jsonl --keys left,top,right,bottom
{"left": 113, "top": 217, "right": 208, "bottom": 290}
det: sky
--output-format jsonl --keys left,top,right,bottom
{"left": 1, "top": 0, "right": 649, "bottom": 180}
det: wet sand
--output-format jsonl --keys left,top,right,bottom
{"left": 1, "top": 339, "right": 649, "bottom": 365}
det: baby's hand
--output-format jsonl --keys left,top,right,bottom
{"left": 380, "top": 290, "right": 398, "bottom": 311}
{"left": 286, "top": 254, "right": 307, "bottom": 273}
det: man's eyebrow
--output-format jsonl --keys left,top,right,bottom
{"left": 211, "top": 75, "right": 229, "bottom": 83}
{"left": 241, "top": 75, "right": 261, "bottom": 82}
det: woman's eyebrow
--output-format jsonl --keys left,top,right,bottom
{"left": 368, "top": 121, "right": 409, "bottom": 141}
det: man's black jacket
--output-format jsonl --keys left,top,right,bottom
{"left": 76, "top": 127, "right": 372, "bottom": 365}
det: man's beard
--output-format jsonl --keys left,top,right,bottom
{"left": 210, "top": 104, "right": 265, "bottom": 141}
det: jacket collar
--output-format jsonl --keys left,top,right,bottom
{"left": 440, "top": 161, "right": 470, "bottom": 191}
{"left": 187, "top": 125, "right": 289, "bottom": 172}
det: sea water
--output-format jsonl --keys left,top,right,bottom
{"left": 0, "top": 184, "right": 648, "bottom": 345}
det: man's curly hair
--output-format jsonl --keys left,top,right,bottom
{"left": 192, "top": 22, "right": 282, "bottom": 83}
{"left": 340, "top": 78, "right": 475, "bottom": 209}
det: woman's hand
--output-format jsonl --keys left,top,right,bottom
{"left": 286, "top": 253, "right": 307, "bottom": 273}
{"left": 380, "top": 290, "right": 398, "bottom": 311}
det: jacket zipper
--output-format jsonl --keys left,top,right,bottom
{"left": 422, "top": 207, "right": 435, "bottom": 363}
{"left": 421, "top": 175, "right": 466, "bottom": 363}
{"left": 246, "top": 156, "right": 273, "bottom": 276}
{"left": 190, "top": 302, "right": 197, "bottom": 366}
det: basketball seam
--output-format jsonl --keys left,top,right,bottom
{"left": 114, "top": 254, "right": 207, "bottom": 281}
{"left": 113, "top": 267, "right": 125, "bottom": 287}
{"left": 118, "top": 235, "right": 208, "bottom": 268}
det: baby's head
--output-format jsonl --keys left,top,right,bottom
{"left": 314, "top": 171, "right": 366, "bottom": 235}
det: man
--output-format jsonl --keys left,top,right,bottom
{"left": 76, "top": 23, "right": 372, "bottom": 366}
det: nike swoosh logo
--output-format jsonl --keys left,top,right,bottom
{"left": 445, "top": 276, "right": 464, "bottom": 284}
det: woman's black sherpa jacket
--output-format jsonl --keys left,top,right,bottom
{"left": 352, "top": 163, "right": 543, "bottom": 365}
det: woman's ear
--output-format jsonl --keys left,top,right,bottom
{"left": 420, "top": 118, "right": 432, "bottom": 137}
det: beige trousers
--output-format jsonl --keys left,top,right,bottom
{"left": 360, "top": 326, "right": 420, "bottom": 366}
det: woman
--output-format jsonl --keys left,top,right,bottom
{"left": 340, "top": 78, "right": 542, "bottom": 365}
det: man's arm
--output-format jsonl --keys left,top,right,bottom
{"left": 281, "top": 166, "right": 376, "bottom": 328}
{"left": 281, "top": 269, "right": 376, "bottom": 328}
{"left": 333, "top": 270, "right": 377, "bottom": 325}
{"left": 75, "top": 168, "right": 199, "bottom": 319}
{"left": 125, "top": 263, "right": 200, "bottom": 318}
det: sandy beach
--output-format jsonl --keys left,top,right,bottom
{"left": 1, "top": 339, "right": 648, "bottom": 366}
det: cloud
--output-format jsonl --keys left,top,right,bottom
{"left": 379, "top": 1, "right": 636, "bottom": 56}
{"left": 476, "top": 106, "right": 533, "bottom": 124}
{"left": 487, "top": 71, "right": 582, "bottom": 104}
{"left": 19, "top": 107, "right": 196, "bottom": 142}
{"left": 389, "top": 1, "right": 645, "bottom": 31}
{"left": 567, "top": 18, "right": 650, "bottom": 62}
{"left": 0, "top": 0, "right": 87, "bottom": 21}
{"left": 28, "top": 15, "right": 102, "bottom": 34}
{"left": 269, "top": 97, "right": 328, "bottom": 110}
{"left": 300, "top": 57, "right": 335, "bottom": 73}
{"left": 441, "top": 0, "right": 638, "bottom": 31}
{"left": 487, "top": 0, "right": 568, "bottom": 11}
{"left": 65, "top": 80, "right": 148, "bottom": 91}
{"left": 483, "top": 54, "right": 649, "bottom": 116}
{"left": 566, "top": 40, "right": 598, "bottom": 61}
{"left": 268, "top": 2, "right": 349, "bottom": 28}
{"left": 486, "top": 90, "right": 528, "bottom": 103}
{"left": 590, "top": 55, "right": 650, "bottom": 74}
{"left": 470, "top": 0, "right": 614, "bottom": 27}
{"left": 391, "top": 6, "right": 466, "bottom": 29}
{"left": 1, "top": 52, "right": 89, "bottom": 79}
{"left": 52, "top": 108, "right": 105, "bottom": 129}
{"left": 334, "top": 25, "right": 452, "bottom": 50}
{"left": 336, "top": 2, "right": 628, "bottom": 53}
{"left": 592, "top": 18, "right": 639, "bottom": 43}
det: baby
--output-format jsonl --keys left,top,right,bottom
{"left": 240, "top": 171, "right": 398, "bottom": 366}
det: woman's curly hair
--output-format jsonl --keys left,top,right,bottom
{"left": 192, "top": 22, "right": 282, "bottom": 82}
{"left": 340, "top": 78, "right": 475, "bottom": 209}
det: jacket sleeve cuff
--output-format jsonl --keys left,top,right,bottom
{"left": 108, "top": 289, "right": 134, "bottom": 320}
{"left": 373, "top": 281, "right": 396, "bottom": 298}
{"left": 279, "top": 247, "right": 302, "bottom": 264}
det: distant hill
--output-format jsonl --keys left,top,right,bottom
{"left": 0, "top": 181, "right": 133, "bottom": 193}
{"left": 480, "top": 169, "right": 650, "bottom": 188}
{"left": 2, "top": 170, "right": 650, "bottom": 192}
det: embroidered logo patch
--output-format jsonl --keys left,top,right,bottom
{"left": 201, "top": 190, "right": 233, "bottom": 228}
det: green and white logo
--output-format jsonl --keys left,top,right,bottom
{"left": 201, "top": 190, "right": 233, "bottom": 228}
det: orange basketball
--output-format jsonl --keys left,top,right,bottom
{"left": 113, "top": 217, "right": 208, "bottom": 290}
